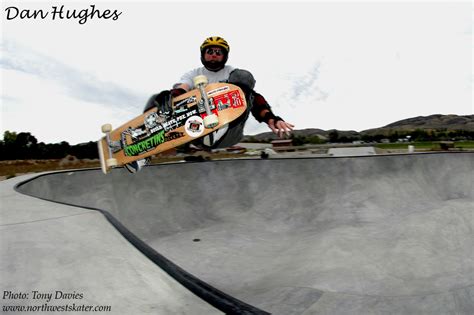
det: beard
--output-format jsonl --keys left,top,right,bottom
{"left": 201, "top": 54, "right": 228, "bottom": 72}
{"left": 204, "top": 60, "right": 225, "bottom": 71}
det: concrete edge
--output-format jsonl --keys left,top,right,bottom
{"left": 12, "top": 172, "right": 270, "bottom": 315}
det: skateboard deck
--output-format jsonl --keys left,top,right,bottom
{"left": 97, "top": 80, "right": 247, "bottom": 174}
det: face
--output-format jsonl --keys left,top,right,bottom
{"left": 203, "top": 46, "right": 225, "bottom": 63}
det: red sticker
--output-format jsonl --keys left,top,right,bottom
{"left": 213, "top": 91, "right": 244, "bottom": 111}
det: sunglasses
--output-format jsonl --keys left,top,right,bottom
{"left": 205, "top": 48, "right": 224, "bottom": 56}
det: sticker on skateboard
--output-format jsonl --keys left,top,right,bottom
{"left": 97, "top": 75, "right": 247, "bottom": 174}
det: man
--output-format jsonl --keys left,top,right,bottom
{"left": 127, "top": 36, "right": 294, "bottom": 172}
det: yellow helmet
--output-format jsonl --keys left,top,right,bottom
{"left": 200, "top": 36, "right": 230, "bottom": 53}
{"left": 200, "top": 36, "right": 230, "bottom": 71}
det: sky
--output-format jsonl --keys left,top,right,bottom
{"left": 1, "top": 0, "right": 472, "bottom": 145}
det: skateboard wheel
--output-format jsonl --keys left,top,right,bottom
{"left": 101, "top": 124, "right": 112, "bottom": 133}
{"left": 203, "top": 114, "right": 219, "bottom": 128}
{"left": 193, "top": 75, "right": 208, "bottom": 87}
{"left": 106, "top": 158, "right": 118, "bottom": 168}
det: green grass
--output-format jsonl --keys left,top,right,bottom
{"left": 455, "top": 141, "right": 474, "bottom": 149}
{"left": 375, "top": 141, "right": 474, "bottom": 150}
{"left": 375, "top": 142, "right": 434, "bottom": 150}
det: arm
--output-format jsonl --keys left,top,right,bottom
{"left": 172, "top": 69, "right": 197, "bottom": 92}
{"left": 143, "top": 70, "right": 196, "bottom": 113}
{"left": 172, "top": 83, "right": 190, "bottom": 92}
{"left": 251, "top": 92, "right": 294, "bottom": 138}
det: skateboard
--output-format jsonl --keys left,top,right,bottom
{"left": 97, "top": 75, "right": 247, "bottom": 174}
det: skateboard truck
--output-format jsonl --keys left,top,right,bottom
{"left": 101, "top": 124, "right": 118, "bottom": 169}
{"left": 193, "top": 75, "right": 219, "bottom": 128}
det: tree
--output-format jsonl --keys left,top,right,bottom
{"left": 0, "top": 131, "right": 67, "bottom": 160}
{"left": 3, "top": 131, "right": 18, "bottom": 144}
{"left": 16, "top": 132, "right": 39, "bottom": 159}
{"left": 328, "top": 130, "right": 339, "bottom": 143}
{"left": 69, "top": 141, "right": 99, "bottom": 159}
{"left": 290, "top": 134, "right": 306, "bottom": 146}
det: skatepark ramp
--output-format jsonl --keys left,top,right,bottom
{"left": 15, "top": 152, "right": 474, "bottom": 314}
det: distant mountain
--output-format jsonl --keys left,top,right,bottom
{"left": 243, "top": 128, "right": 324, "bottom": 142}
{"left": 242, "top": 128, "right": 359, "bottom": 142}
{"left": 243, "top": 114, "right": 474, "bottom": 141}
{"left": 361, "top": 114, "right": 474, "bottom": 136}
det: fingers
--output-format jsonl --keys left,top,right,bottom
{"left": 279, "top": 121, "right": 294, "bottom": 138}
{"left": 268, "top": 120, "right": 278, "bottom": 134}
{"left": 269, "top": 120, "right": 295, "bottom": 138}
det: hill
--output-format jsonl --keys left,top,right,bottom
{"left": 361, "top": 114, "right": 474, "bottom": 136}
{"left": 242, "top": 128, "right": 360, "bottom": 142}
{"left": 243, "top": 114, "right": 474, "bottom": 142}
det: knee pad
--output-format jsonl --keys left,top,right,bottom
{"left": 228, "top": 69, "right": 256, "bottom": 91}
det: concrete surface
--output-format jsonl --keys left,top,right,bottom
{"left": 328, "top": 146, "right": 376, "bottom": 156}
{"left": 1, "top": 175, "right": 223, "bottom": 315}
{"left": 3, "top": 152, "right": 474, "bottom": 314}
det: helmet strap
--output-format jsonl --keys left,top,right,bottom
{"left": 200, "top": 52, "right": 228, "bottom": 72}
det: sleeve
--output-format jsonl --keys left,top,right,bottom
{"left": 250, "top": 92, "right": 273, "bottom": 123}
{"left": 176, "top": 69, "right": 197, "bottom": 89}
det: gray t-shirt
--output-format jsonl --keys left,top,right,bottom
{"left": 177, "top": 65, "right": 235, "bottom": 90}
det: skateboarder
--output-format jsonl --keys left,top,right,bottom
{"left": 127, "top": 36, "right": 294, "bottom": 172}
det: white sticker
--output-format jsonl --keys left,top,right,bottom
{"left": 208, "top": 86, "right": 229, "bottom": 96}
{"left": 185, "top": 116, "right": 204, "bottom": 138}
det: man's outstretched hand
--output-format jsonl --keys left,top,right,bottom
{"left": 268, "top": 119, "right": 295, "bottom": 138}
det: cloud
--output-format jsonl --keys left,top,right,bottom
{"left": 0, "top": 40, "right": 144, "bottom": 110}
{"left": 287, "top": 62, "right": 329, "bottom": 102}
{"left": 1, "top": 69, "right": 137, "bottom": 144}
